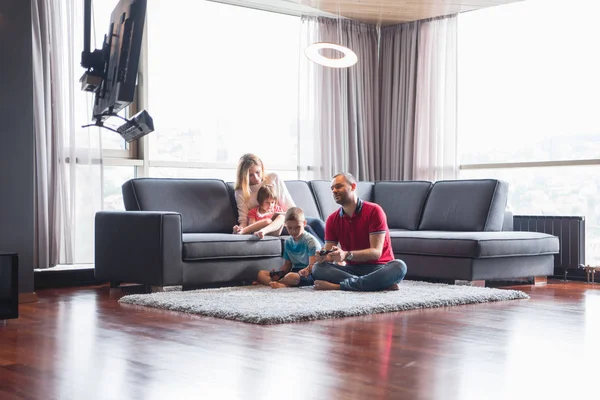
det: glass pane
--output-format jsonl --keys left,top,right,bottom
{"left": 100, "top": 115, "right": 129, "bottom": 151}
{"left": 459, "top": 166, "right": 600, "bottom": 263}
{"left": 458, "top": 0, "right": 600, "bottom": 165}
{"left": 103, "top": 166, "right": 136, "bottom": 210}
{"left": 148, "top": 168, "right": 297, "bottom": 182}
{"left": 146, "top": 1, "right": 300, "bottom": 168}
{"left": 66, "top": 165, "right": 134, "bottom": 264}
{"left": 70, "top": 164, "right": 103, "bottom": 264}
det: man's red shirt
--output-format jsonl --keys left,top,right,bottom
{"left": 324, "top": 199, "right": 394, "bottom": 265}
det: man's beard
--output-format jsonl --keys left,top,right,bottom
{"left": 334, "top": 193, "right": 348, "bottom": 205}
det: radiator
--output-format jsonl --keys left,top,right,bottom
{"left": 513, "top": 215, "right": 585, "bottom": 276}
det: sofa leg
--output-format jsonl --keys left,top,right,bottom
{"left": 533, "top": 276, "right": 548, "bottom": 285}
{"left": 109, "top": 280, "right": 121, "bottom": 289}
{"left": 454, "top": 280, "right": 485, "bottom": 287}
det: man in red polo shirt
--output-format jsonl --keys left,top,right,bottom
{"left": 312, "top": 172, "right": 407, "bottom": 291}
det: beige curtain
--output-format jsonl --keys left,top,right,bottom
{"left": 301, "top": 14, "right": 458, "bottom": 182}
{"left": 298, "top": 16, "right": 379, "bottom": 181}
{"left": 379, "top": 15, "right": 458, "bottom": 181}
{"left": 379, "top": 21, "right": 419, "bottom": 180}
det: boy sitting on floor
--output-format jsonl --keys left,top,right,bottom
{"left": 256, "top": 207, "right": 321, "bottom": 288}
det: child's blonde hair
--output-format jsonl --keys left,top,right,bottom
{"left": 284, "top": 207, "right": 305, "bottom": 223}
{"left": 257, "top": 184, "right": 278, "bottom": 205}
{"left": 235, "top": 153, "right": 265, "bottom": 200}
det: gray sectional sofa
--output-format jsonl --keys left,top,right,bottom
{"left": 95, "top": 178, "right": 559, "bottom": 290}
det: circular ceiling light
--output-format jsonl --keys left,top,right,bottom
{"left": 304, "top": 42, "right": 358, "bottom": 68}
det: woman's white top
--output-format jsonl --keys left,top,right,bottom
{"left": 234, "top": 172, "right": 295, "bottom": 226}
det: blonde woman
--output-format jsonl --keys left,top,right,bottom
{"left": 233, "top": 153, "right": 325, "bottom": 243}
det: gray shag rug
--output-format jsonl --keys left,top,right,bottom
{"left": 118, "top": 281, "right": 529, "bottom": 325}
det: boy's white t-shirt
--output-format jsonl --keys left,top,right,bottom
{"left": 234, "top": 172, "right": 295, "bottom": 226}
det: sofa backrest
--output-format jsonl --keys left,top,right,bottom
{"left": 418, "top": 179, "right": 509, "bottom": 232}
{"left": 122, "top": 178, "right": 237, "bottom": 233}
{"left": 310, "top": 180, "right": 375, "bottom": 220}
{"left": 285, "top": 180, "right": 321, "bottom": 219}
{"left": 374, "top": 181, "right": 432, "bottom": 230}
{"left": 225, "top": 182, "right": 239, "bottom": 222}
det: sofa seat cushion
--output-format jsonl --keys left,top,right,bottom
{"left": 389, "top": 230, "right": 559, "bottom": 258}
{"left": 183, "top": 233, "right": 282, "bottom": 261}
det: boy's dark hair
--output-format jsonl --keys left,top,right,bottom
{"left": 257, "top": 184, "right": 278, "bottom": 205}
{"left": 285, "top": 207, "right": 305, "bottom": 222}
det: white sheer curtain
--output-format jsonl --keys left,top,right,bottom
{"left": 31, "top": 0, "right": 103, "bottom": 267}
{"left": 298, "top": 16, "right": 379, "bottom": 181}
{"left": 413, "top": 16, "right": 458, "bottom": 181}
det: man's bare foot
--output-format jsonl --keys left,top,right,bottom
{"left": 314, "top": 280, "right": 341, "bottom": 290}
{"left": 269, "top": 281, "right": 289, "bottom": 289}
{"left": 385, "top": 283, "right": 400, "bottom": 291}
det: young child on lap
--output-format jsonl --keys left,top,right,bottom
{"left": 256, "top": 207, "right": 322, "bottom": 288}
{"left": 237, "top": 184, "right": 285, "bottom": 239}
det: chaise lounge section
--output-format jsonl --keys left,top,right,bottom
{"left": 95, "top": 178, "right": 559, "bottom": 289}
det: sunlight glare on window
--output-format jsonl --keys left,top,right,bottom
{"left": 146, "top": 1, "right": 300, "bottom": 170}
{"left": 458, "top": 0, "right": 600, "bottom": 165}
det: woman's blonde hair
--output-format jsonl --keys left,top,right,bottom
{"left": 235, "top": 153, "right": 265, "bottom": 200}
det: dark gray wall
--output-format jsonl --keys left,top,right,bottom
{"left": 0, "top": 0, "right": 35, "bottom": 293}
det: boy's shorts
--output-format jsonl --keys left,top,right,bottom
{"left": 297, "top": 274, "right": 315, "bottom": 287}
{"left": 291, "top": 268, "right": 314, "bottom": 287}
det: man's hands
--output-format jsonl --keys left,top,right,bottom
{"left": 233, "top": 225, "right": 242, "bottom": 234}
{"left": 316, "top": 246, "right": 347, "bottom": 263}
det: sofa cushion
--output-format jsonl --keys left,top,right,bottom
{"left": 122, "top": 178, "right": 237, "bottom": 234}
{"left": 182, "top": 233, "right": 282, "bottom": 261}
{"left": 285, "top": 180, "right": 321, "bottom": 219}
{"left": 389, "top": 230, "right": 559, "bottom": 258}
{"left": 374, "top": 181, "right": 432, "bottom": 230}
{"left": 419, "top": 179, "right": 509, "bottom": 232}
{"left": 310, "top": 180, "right": 374, "bottom": 220}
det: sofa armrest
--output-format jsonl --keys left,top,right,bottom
{"left": 95, "top": 211, "right": 183, "bottom": 286}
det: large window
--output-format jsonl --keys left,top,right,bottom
{"left": 68, "top": 0, "right": 138, "bottom": 264}
{"left": 66, "top": 1, "right": 302, "bottom": 264}
{"left": 145, "top": 1, "right": 301, "bottom": 178}
{"left": 458, "top": 0, "right": 600, "bottom": 263}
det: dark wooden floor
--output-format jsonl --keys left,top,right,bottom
{"left": 1, "top": 280, "right": 599, "bottom": 400}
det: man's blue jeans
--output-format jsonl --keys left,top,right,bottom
{"left": 312, "top": 260, "right": 408, "bottom": 291}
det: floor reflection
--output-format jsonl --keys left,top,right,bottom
{"left": 5, "top": 282, "right": 600, "bottom": 399}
